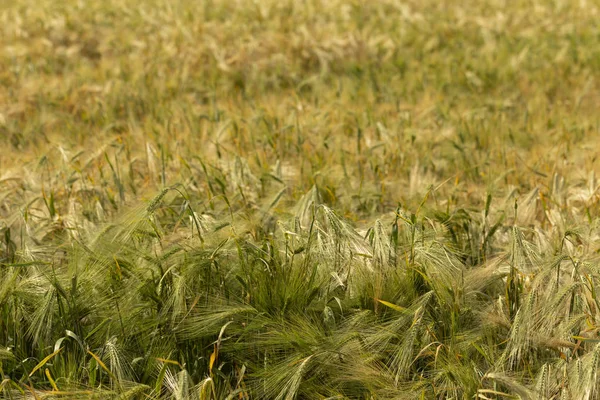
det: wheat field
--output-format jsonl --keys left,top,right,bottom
{"left": 1, "top": 0, "right": 600, "bottom": 398}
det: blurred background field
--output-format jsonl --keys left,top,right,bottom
{"left": 1, "top": 0, "right": 600, "bottom": 398}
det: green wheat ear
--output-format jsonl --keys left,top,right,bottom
{"left": 147, "top": 187, "right": 171, "bottom": 214}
